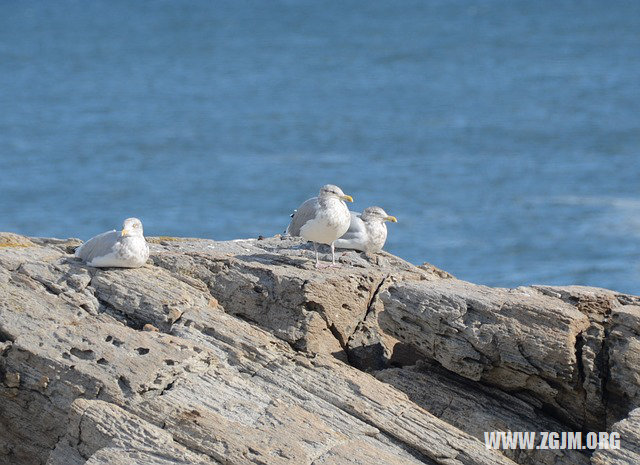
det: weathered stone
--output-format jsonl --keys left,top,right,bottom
{"left": 0, "top": 233, "right": 35, "bottom": 249}
{"left": 376, "top": 363, "right": 589, "bottom": 465}
{"left": 0, "top": 234, "right": 639, "bottom": 465}
{"left": 378, "top": 279, "right": 640, "bottom": 432}
{"left": 48, "top": 399, "right": 217, "bottom": 465}
{"left": 591, "top": 407, "right": 640, "bottom": 465}
{"left": 606, "top": 305, "right": 640, "bottom": 425}
{"left": 149, "top": 236, "right": 434, "bottom": 359}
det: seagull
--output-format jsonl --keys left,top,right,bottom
{"left": 75, "top": 217, "right": 149, "bottom": 268}
{"left": 286, "top": 185, "right": 353, "bottom": 267}
{"left": 334, "top": 207, "right": 397, "bottom": 254}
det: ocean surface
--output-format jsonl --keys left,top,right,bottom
{"left": 1, "top": 0, "right": 639, "bottom": 294}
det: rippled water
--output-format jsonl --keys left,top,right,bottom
{"left": 1, "top": 0, "right": 639, "bottom": 293}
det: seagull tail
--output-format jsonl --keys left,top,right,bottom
{"left": 74, "top": 243, "right": 84, "bottom": 258}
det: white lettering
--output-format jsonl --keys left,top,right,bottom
{"left": 609, "top": 432, "right": 620, "bottom": 449}
{"left": 539, "top": 431, "right": 549, "bottom": 450}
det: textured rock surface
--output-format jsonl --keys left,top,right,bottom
{"left": 375, "top": 363, "right": 589, "bottom": 465}
{"left": 1, "top": 233, "right": 639, "bottom": 465}
{"left": 379, "top": 280, "right": 640, "bottom": 432}
{"left": 591, "top": 407, "right": 640, "bottom": 465}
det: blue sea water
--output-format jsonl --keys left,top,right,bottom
{"left": 1, "top": 0, "right": 639, "bottom": 294}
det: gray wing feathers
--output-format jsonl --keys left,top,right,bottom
{"left": 286, "top": 198, "right": 319, "bottom": 236}
{"left": 75, "top": 230, "right": 118, "bottom": 261}
{"left": 344, "top": 212, "right": 365, "bottom": 235}
{"left": 334, "top": 212, "right": 367, "bottom": 250}
{"left": 337, "top": 212, "right": 366, "bottom": 240}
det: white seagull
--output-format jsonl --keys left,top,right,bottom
{"left": 334, "top": 206, "right": 397, "bottom": 254}
{"left": 75, "top": 217, "right": 149, "bottom": 268}
{"left": 286, "top": 184, "right": 353, "bottom": 267}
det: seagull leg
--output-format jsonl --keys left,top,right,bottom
{"left": 328, "top": 242, "right": 341, "bottom": 268}
{"left": 313, "top": 242, "right": 334, "bottom": 269}
{"left": 313, "top": 242, "right": 322, "bottom": 268}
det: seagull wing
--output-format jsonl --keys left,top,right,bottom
{"left": 334, "top": 212, "right": 368, "bottom": 251}
{"left": 286, "top": 197, "right": 319, "bottom": 236}
{"left": 75, "top": 230, "right": 119, "bottom": 262}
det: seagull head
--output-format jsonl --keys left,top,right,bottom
{"left": 319, "top": 184, "right": 353, "bottom": 203}
{"left": 361, "top": 207, "right": 397, "bottom": 224}
{"left": 121, "top": 217, "right": 144, "bottom": 237}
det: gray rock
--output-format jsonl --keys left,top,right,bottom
{"left": 591, "top": 407, "right": 640, "bottom": 465}
{"left": 376, "top": 363, "right": 589, "bottom": 465}
{"left": 379, "top": 279, "right": 640, "bottom": 432}
{"left": 1, "top": 233, "right": 639, "bottom": 465}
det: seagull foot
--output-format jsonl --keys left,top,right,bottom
{"left": 314, "top": 261, "right": 343, "bottom": 269}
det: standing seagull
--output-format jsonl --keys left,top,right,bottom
{"left": 75, "top": 217, "right": 149, "bottom": 268}
{"left": 286, "top": 185, "right": 353, "bottom": 267}
{"left": 334, "top": 207, "right": 397, "bottom": 254}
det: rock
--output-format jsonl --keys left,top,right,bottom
{"left": 149, "top": 236, "right": 432, "bottom": 361}
{"left": 0, "top": 233, "right": 36, "bottom": 249}
{"left": 591, "top": 407, "right": 640, "bottom": 465}
{"left": 376, "top": 363, "right": 589, "bottom": 465}
{"left": 378, "top": 280, "right": 640, "bottom": 432}
{"left": 0, "top": 233, "right": 639, "bottom": 464}
{"left": 48, "top": 398, "right": 215, "bottom": 465}
{"left": 4, "top": 371, "right": 20, "bottom": 388}
{"left": 606, "top": 305, "right": 640, "bottom": 425}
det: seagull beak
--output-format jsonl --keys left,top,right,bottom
{"left": 341, "top": 195, "right": 354, "bottom": 203}
{"left": 385, "top": 216, "right": 398, "bottom": 223}
{"left": 121, "top": 229, "right": 129, "bottom": 237}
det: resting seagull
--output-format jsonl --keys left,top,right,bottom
{"left": 75, "top": 217, "right": 149, "bottom": 268}
{"left": 334, "top": 207, "right": 397, "bottom": 254}
{"left": 286, "top": 184, "right": 353, "bottom": 267}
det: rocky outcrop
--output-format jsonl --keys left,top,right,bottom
{"left": 592, "top": 408, "right": 640, "bottom": 465}
{"left": 1, "top": 233, "right": 639, "bottom": 465}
